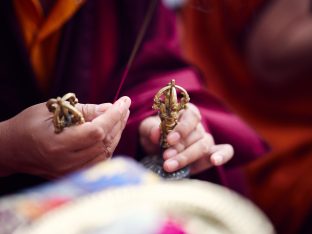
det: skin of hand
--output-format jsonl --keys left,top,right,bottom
{"left": 0, "top": 96, "right": 131, "bottom": 178}
{"left": 139, "top": 103, "right": 234, "bottom": 175}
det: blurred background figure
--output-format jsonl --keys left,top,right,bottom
{"left": 180, "top": 0, "right": 312, "bottom": 233}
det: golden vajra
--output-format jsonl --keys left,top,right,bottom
{"left": 46, "top": 93, "right": 85, "bottom": 133}
{"left": 153, "top": 79, "right": 190, "bottom": 149}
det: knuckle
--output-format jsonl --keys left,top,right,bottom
{"left": 40, "top": 145, "right": 63, "bottom": 166}
{"left": 204, "top": 133, "right": 214, "bottom": 144}
{"left": 90, "top": 126, "right": 105, "bottom": 140}
{"left": 104, "top": 103, "right": 113, "bottom": 109}
{"left": 174, "top": 143, "right": 185, "bottom": 153}
{"left": 81, "top": 104, "right": 92, "bottom": 118}
{"left": 193, "top": 125, "right": 204, "bottom": 137}
{"left": 177, "top": 154, "right": 188, "bottom": 167}
{"left": 103, "top": 145, "right": 113, "bottom": 159}
{"left": 44, "top": 142, "right": 61, "bottom": 155}
{"left": 176, "top": 122, "right": 189, "bottom": 137}
{"left": 105, "top": 133, "right": 115, "bottom": 143}
{"left": 200, "top": 137, "right": 211, "bottom": 154}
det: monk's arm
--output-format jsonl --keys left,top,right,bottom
{"left": 115, "top": 1, "right": 267, "bottom": 168}
{"left": 246, "top": 0, "right": 312, "bottom": 81}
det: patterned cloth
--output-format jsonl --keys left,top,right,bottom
{"left": 0, "top": 157, "right": 160, "bottom": 234}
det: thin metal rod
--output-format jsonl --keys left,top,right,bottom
{"left": 114, "top": 0, "right": 159, "bottom": 101}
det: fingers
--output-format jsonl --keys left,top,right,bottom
{"left": 139, "top": 116, "right": 161, "bottom": 154}
{"left": 161, "top": 103, "right": 234, "bottom": 174}
{"left": 50, "top": 112, "right": 132, "bottom": 175}
{"left": 164, "top": 124, "right": 205, "bottom": 159}
{"left": 92, "top": 96, "right": 131, "bottom": 133}
{"left": 78, "top": 101, "right": 130, "bottom": 162}
{"left": 165, "top": 104, "right": 202, "bottom": 154}
{"left": 190, "top": 144, "right": 234, "bottom": 174}
{"left": 76, "top": 103, "right": 112, "bottom": 121}
{"left": 164, "top": 133, "right": 214, "bottom": 173}
{"left": 164, "top": 137, "right": 234, "bottom": 174}
{"left": 14, "top": 99, "right": 131, "bottom": 179}
{"left": 65, "top": 142, "right": 109, "bottom": 170}
{"left": 104, "top": 114, "right": 128, "bottom": 155}
{"left": 52, "top": 112, "right": 131, "bottom": 175}
{"left": 189, "top": 157, "right": 213, "bottom": 175}
{"left": 108, "top": 110, "right": 130, "bottom": 142}
{"left": 102, "top": 109, "right": 130, "bottom": 155}
{"left": 47, "top": 97, "right": 131, "bottom": 152}
{"left": 48, "top": 143, "right": 109, "bottom": 177}
{"left": 170, "top": 104, "right": 201, "bottom": 140}
{"left": 52, "top": 122, "right": 105, "bottom": 151}
{"left": 139, "top": 116, "right": 160, "bottom": 144}
{"left": 74, "top": 142, "right": 109, "bottom": 160}
{"left": 79, "top": 153, "right": 109, "bottom": 170}
{"left": 210, "top": 144, "right": 234, "bottom": 166}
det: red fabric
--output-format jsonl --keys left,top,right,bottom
{"left": 89, "top": 0, "right": 117, "bottom": 103}
{"left": 0, "top": 0, "right": 267, "bottom": 196}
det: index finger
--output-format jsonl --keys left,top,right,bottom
{"left": 62, "top": 97, "right": 130, "bottom": 150}
{"left": 169, "top": 104, "right": 201, "bottom": 140}
{"left": 92, "top": 96, "right": 131, "bottom": 134}
{"left": 75, "top": 103, "right": 112, "bottom": 121}
{"left": 54, "top": 122, "right": 106, "bottom": 150}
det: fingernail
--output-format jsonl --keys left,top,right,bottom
{"left": 116, "top": 97, "right": 131, "bottom": 114}
{"left": 168, "top": 132, "right": 180, "bottom": 143}
{"left": 212, "top": 154, "right": 223, "bottom": 166}
{"left": 165, "top": 159, "right": 179, "bottom": 171}
{"left": 164, "top": 149, "right": 177, "bottom": 159}
{"left": 121, "top": 96, "right": 131, "bottom": 106}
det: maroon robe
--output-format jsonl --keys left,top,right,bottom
{"left": 0, "top": 0, "right": 267, "bottom": 195}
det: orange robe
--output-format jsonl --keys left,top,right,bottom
{"left": 13, "top": 0, "right": 85, "bottom": 92}
{"left": 181, "top": 0, "right": 312, "bottom": 233}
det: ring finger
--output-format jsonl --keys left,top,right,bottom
{"left": 164, "top": 124, "right": 205, "bottom": 160}
{"left": 163, "top": 133, "right": 214, "bottom": 172}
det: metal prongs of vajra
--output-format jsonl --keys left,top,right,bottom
{"left": 46, "top": 93, "right": 85, "bottom": 133}
{"left": 152, "top": 79, "right": 190, "bottom": 149}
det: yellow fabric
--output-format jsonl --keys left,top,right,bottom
{"left": 13, "top": 0, "right": 85, "bottom": 92}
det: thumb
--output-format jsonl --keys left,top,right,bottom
{"left": 75, "top": 103, "right": 112, "bottom": 121}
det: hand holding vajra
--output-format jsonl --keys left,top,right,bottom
{"left": 139, "top": 103, "right": 234, "bottom": 175}
{"left": 0, "top": 96, "right": 131, "bottom": 178}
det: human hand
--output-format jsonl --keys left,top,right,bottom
{"left": 139, "top": 103, "right": 234, "bottom": 175}
{"left": 0, "top": 96, "right": 131, "bottom": 178}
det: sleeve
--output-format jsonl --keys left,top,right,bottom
{"left": 114, "top": 1, "right": 268, "bottom": 177}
